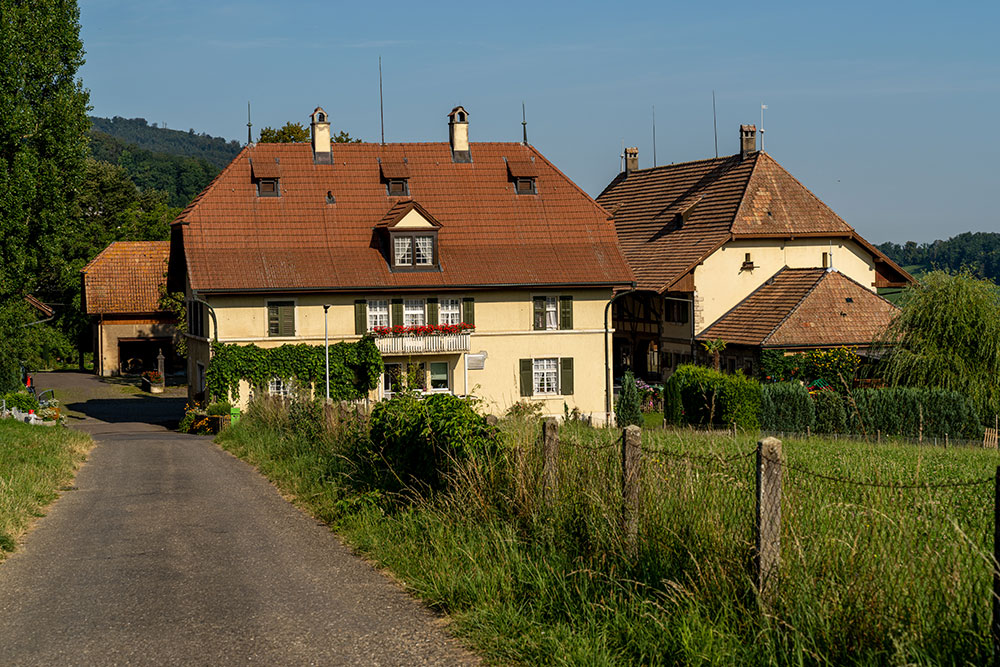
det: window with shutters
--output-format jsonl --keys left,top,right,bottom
{"left": 403, "top": 299, "right": 425, "bottom": 326}
{"left": 532, "top": 358, "right": 559, "bottom": 395}
{"left": 440, "top": 298, "right": 461, "bottom": 325}
{"left": 267, "top": 300, "right": 295, "bottom": 337}
{"left": 533, "top": 295, "right": 573, "bottom": 330}
{"left": 367, "top": 299, "right": 389, "bottom": 330}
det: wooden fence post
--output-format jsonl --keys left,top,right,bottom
{"left": 993, "top": 465, "right": 1000, "bottom": 663}
{"left": 755, "top": 437, "right": 782, "bottom": 601}
{"left": 542, "top": 418, "right": 559, "bottom": 507}
{"left": 622, "top": 425, "right": 642, "bottom": 559}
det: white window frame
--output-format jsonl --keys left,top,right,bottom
{"left": 545, "top": 296, "right": 558, "bottom": 330}
{"left": 403, "top": 299, "right": 425, "bottom": 326}
{"left": 414, "top": 236, "right": 434, "bottom": 266}
{"left": 367, "top": 299, "right": 389, "bottom": 330}
{"left": 532, "top": 358, "right": 559, "bottom": 395}
{"left": 440, "top": 297, "right": 461, "bottom": 325}
{"left": 394, "top": 236, "right": 412, "bottom": 266}
{"left": 268, "top": 377, "right": 293, "bottom": 398}
{"left": 429, "top": 361, "right": 450, "bottom": 392}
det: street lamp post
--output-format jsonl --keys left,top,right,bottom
{"left": 323, "top": 304, "right": 331, "bottom": 402}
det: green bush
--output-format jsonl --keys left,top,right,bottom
{"left": 206, "top": 401, "right": 232, "bottom": 416}
{"left": 671, "top": 365, "right": 761, "bottom": 430}
{"left": 616, "top": 371, "right": 643, "bottom": 428}
{"left": 2, "top": 391, "right": 39, "bottom": 412}
{"left": 663, "top": 374, "right": 683, "bottom": 426}
{"left": 812, "top": 391, "right": 847, "bottom": 434}
{"left": 761, "top": 382, "right": 814, "bottom": 432}
{"left": 849, "top": 387, "right": 982, "bottom": 439}
{"left": 368, "top": 392, "right": 497, "bottom": 492}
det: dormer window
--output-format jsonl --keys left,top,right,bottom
{"left": 258, "top": 179, "right": 279, "bottom": 197}
{"left": 380, "top": 159, "right": 410, "bottom": 197}
{"left": 387, "top": 179, "right": 409, "bottom": 196}
{"left": 392, "top": 233, "right": 437, "bottom": 269}
{"left": 506, "top": 157, "right": 537, "bottom": 195}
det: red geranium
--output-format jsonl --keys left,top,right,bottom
{"left": 371, "top": 323, "right": 475, "bottom": 337}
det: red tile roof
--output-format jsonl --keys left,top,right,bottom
{"left": 597, "top": 152, "right": 911, "bottom": 293}
{"left": 697, "top": 268, "right": 899, "bottom": 348}
{"left": 82, "top": 241, "right": 170, "bottom": 314}
{"left": 172, "top": 142, "right": 633, "bottom": 293}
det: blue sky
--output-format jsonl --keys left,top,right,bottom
{"left": 79, "top": 0, "right": 999, "bottom": 243}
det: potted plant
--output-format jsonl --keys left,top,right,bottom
{"left": 141, "top": 370, "right": 165, "bottom": 394}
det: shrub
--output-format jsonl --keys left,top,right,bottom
{"left": 2, "top": 391, "right": 39, "bottom": 412}
{"left": 368, "top": 391, "right": 497, "bottom": 492}
{"left": 663, "top": 374, "right": 683, "bottom": 426}
{"left": 849, "top": 387, "right": 982, "bottom": 439}
{"left": 812, "top": 391, "right": 847, "bottom": 434}
{"left": 802, "top": 347, "right": 861, "bottom": 391}
{"left": 206, "top": 401, "right": 232, "bottom": 416}
{"left": 616, "top": 371, "right": 643, "bottom": 428}
{"left": 671, "top": 365, "right": 761, "bottom": 430}
{"left": 761, "top": 382, "right": 814, "bottom": 432}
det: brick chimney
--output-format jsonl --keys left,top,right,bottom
{"left": 448, "top": 106, "right": 471, "bottom": 163}
{"left": 311, "top": 107, "right": 332, "bottom": 165}
{"left": 624, "top": 147, "right": 639, "bottom": 174}
{"left": 740, "top": 124, "right": 757, "bottom": 159}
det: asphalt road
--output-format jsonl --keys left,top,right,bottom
{"left": 0, "top": 373, "right": 476, "bottom": 665}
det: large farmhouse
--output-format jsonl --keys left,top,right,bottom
{"left": 168, "top": 106, "right": 633, "bottom": 421}
{"left": 596, "top": 125, "right": 912, "bottom": 380}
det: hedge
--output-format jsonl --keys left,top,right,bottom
{"left": 848, "top": 387, "right": 982, "bottom": 439}
{"left": 813, "top": 391, "right": 847, "bottom": 434}
{"left": 761, "top": 382, "right": 814, "bottom": 433}
{"left": 672, "top": 365, "right": 761, "bottom": 431}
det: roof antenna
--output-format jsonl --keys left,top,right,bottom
{"left": 712, "top": 91, "right": 718, "bottom": 158}
{"left": 521, "top": 102, "right": 528, "bottom": 145}
{"left": 246, "top": 101, "right": 252, "bottom": 145}
{"left": 379, "top": 56, "right": 385, "bottom": 145}
{"left": 652, "top": 105, "right": 657, "bottom": 167}
{"left": 760, "top": 103, "right": 767, "bottom": 151}
{"left": 620, "top": 139, "right": 625, "bottom": 173}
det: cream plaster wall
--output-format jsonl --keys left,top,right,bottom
{"left": 393, "top": 209, "right": 435, "bottom": 228}
{"left": 198, "top": 288, "right": 616, "bottom": 423}
{"left": 693, "top": 239, "right": 875, "bottom": 333}
{"left": 96, "top": 321, "right": 175, "bottom": 377}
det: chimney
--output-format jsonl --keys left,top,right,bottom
{"left": 740, "top": 124, "right": 757, "bottom": 159}
{"left": 310, "top": 106, "right": 332, "bottom": 164}
{"left": 624, "top": 147, "right": 639, "bottom": 174}
{"left": 448, "top": 106, "right": 471, "bottom": 163}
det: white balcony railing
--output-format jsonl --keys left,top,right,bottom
{"left": 375, "top": 333, "right": 471, "bottom": 355}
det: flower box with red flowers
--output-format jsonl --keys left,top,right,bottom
{"left": 371, "top": 323, "right": 475, "bottom": 337}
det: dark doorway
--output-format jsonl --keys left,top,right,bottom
{"left": 118, "top": 338, "right": 175, "bottom": 375}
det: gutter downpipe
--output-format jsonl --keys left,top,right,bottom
{"left": 605, "top": 283, "right": 638, "bottom": 425}
{"left": 604, "top": 287, "right": 697, "bottom": 425}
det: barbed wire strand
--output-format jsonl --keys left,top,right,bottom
{"left": 760, "top": 453, "right": 993, "bottom": 490}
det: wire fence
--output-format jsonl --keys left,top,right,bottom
{"left": 543, "top": 420, "right": 999, "bottom": 662}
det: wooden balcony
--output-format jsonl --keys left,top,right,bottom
{"left": 375, "top": 333, "right": 471, "bottom": 355}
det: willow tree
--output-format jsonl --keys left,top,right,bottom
{"left": 876, "top": 270, "right": 1000, "bottom": 420}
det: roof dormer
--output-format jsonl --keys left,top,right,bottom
{"left": 379, "top": 158, "right": 410, "bottom": 196}
{"left": 505, "top": 157, "right": 537, "bottom": 195}
{"left": 250, "top": 157, "right": 281, "bottom": 197}
{"left": 376, "top": 201, "right": 442, "bottom": 272}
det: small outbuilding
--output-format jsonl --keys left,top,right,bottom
{"left": 81, "top": 241, "right": 180, "bottom": 376}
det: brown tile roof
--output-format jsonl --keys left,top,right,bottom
{"left": 172, "top": 142, "right": 633, "bottom": 294}
{"left": 82, "top": 241, "right": 170, "bottom": 314}
{"left": 697, "top": 268, "right": 899, "bottom": 348}
{"left": 597, "top": 152, "right": 911, "bottom": 292}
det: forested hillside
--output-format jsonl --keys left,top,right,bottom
{"left": 89, "top": 116, "right": 241, "bottom": 168}
{"left": 877, "top": 232, "right": 1000, "bottom": 284}
{"left": 89, "top": 130, "right": 220, "bottom": 208}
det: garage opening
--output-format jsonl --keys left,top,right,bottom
{"left": 118, "top": 338, "right": 177, "bottom": 375}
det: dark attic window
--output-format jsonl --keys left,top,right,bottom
{"left": 515, "top": 177, "right": 536, "bottom": 195}
{"left": 257, "top": 179, "right": 279, "bottom": 197}
{"left": 387, "top": 179, "right": 409, "bottom": 196}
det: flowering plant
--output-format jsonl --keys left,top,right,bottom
{"left": 371, "top": 323, "right": 475, "bottom": 337}
{"left": 141, "top": 370, "right": 163, "bottom": 384}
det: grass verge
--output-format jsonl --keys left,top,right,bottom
{"left": 0, "top": 420, "right": 92, "bottom": 557}
{"left": 218, "top": 405, "right": 998, "bottom": 665}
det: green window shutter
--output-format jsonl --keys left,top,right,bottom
{"left": 532, "top": 297, "right": 545, "bottom": 330}
{"left": 391, "top": 298, "right": 404, "bottom": 327}
{"left": 560, "top": 357, "right": 574, "bottom": 395}
{"left": 426, "top": 297, "right": 439, "bottom": 326}
{"left": 354, "top": 300, "right": 366, "bottom": 335}
{"left": 559, "top": 295, "right": 573, "bottom": 330}
{"left": 462, "top": 297, "right": 475, "bottom": 326}
{"left": 519, "top": 359, "right": 533, "bottom": 397}
{"left": 267, "top": 304, "right": 279, "bottom": 336}
{"left": 280, "top": 303, "right": 294, "bottom": 336}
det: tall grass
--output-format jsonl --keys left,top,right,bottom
{"left": 218, "top": 399, "right": 998, "bottom": 664}
{"left": 0, "top": 421, "right": 92, "bottom": 556}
